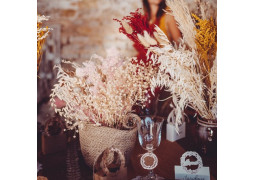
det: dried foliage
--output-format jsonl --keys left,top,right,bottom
{"left": 148, "top": 36, "right": 216, "bottom": 127}
{"left": 130, "top": 0, "right": 218, "bottom": 127}
{"left": 114, "top": 9, "right": 157, "bottom": 65}
{"left": 37, "top": 15, "right": 51, "bottom": 71}
{"left": 115, "top": 10, "right": 163, "bottom": 110}
{"left": 193, "top": 14, "right": 217, "bottom": 77}
{"left": 191, "top": 0, "right": 217, "bottom": 21}
{"left": 50, "top": 49, "right": 156, "bottom": 131}
{"left": 166, "top": 0, "right": 197, "bottom": 49}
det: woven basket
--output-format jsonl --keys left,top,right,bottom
{"left": 79, "top": 123, "right": 137, "bottom": 168}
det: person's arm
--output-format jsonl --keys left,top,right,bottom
{"left": 165, "top": 13, "right": 182, "bottom": 45}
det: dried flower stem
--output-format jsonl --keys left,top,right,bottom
{"left": 50, "top": 52, "right": 156, "bottom": 130}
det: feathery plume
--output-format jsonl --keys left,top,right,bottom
{"left": 166, "top": 0, "right": 197, "bottom": 49}
{"left": 121, "top": 20, "right": 133, "bottom": 34}
{"left": 153, "top": 25, "right": 170, "bottom": 46}
{"left": 137, "top": 34, "right": 150, "bottom": 48}
{"left": 143, "top": 31, "right": 157, "bottom": 46}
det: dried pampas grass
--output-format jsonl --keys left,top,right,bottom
{"left": 149, "top": 42, "right": 215, "bottom": 127}
{"left": 153, "top": 26, "right": 170, "bottom": 46}
{"left": 136, "top": 0, "right": 217, "bottom": 127}
{"left": 137, "top": 31, "right": 158, "bottom": 48}
{"left": 166, "top": 0, "right": 197, "bottom": 49}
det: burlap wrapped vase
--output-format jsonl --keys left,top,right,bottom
{"left": 79, "top": 123, "right": 137, "bottom": 168}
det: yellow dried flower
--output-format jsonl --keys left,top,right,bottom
{"left": 192, "top": 14, "right": 217, "bottom": 87}
{"left": 193, "top": 14, "right": 217, "bottom": 70}
{"left": 37, "top": 15, "right": 50, "bottom": 72}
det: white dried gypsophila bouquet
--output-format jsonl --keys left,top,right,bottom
{"left": 130, "top": 0, "right": 217, "bottom": 128}
{"left": 50, "top": 49, "right": 156, "bottom": 133}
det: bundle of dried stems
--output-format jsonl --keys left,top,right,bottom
{"left": 118, "top": 0, "right": 217, "bottom": 128}
{"left": 37, "top": 15, "right": 51, "bottom": 71}
{"left": 50, "top": 50, "right": 156, "bottom": 132}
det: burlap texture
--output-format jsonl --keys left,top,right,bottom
{"left": 79, "top": 124, "right": 137, "bottom": 168}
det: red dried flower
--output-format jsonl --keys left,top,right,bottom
{"left": 114, "top": 9, "right": 157, "bottom": 66}
{"left": 114, "top": 9, "right": 162, "bottom": 114}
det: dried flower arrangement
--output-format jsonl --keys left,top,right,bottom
{"left": 165, "top": 0, "right": 216, "bottom": 126}
{"left": 114, "top": 9, "right": 157, "bottom": 65}
{"left": 37, "top": 15, "right": 51, "bottom": 71}
{"left": 116, "top": 0, "right": 217, "bottom": 128}
{"left": 50, "top": 48, "right": 156, "bottom": 133}
{"left": 114, "top": 9, "right": 163, "bottom": 112}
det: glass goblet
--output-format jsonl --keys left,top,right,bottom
{"left": 137, "top": 116, "right": 164, "bottom": 179}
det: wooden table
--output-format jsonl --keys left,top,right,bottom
{"left": 127, "top": 121, "right": 217, "bottom": 180}
{"left": 38, "top": 121, "right": 217, "bottom": 180}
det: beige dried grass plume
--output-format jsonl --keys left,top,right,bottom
{"left": 132, "top": 0, "right": 217, "bottom": 128}
{"left": 153, "top": 26, "right": 170, "bottom": 46}
{"left": 121, "top": 20, "right": 133, "bottom": 34}
{"left": 148, "top": 42, "right": 215, "bottom": 127}
{"left": 166, "top": 0, "right": 197, "bottom": 49}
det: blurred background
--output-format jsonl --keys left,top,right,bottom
{"left": 37, "top": 0, "right": 143, "bottom": 110}
{"left": 37, "top": 0, "right": 141, "bottom": 62}
{"left": 37, "top": 1, "right": 217, "bottom": 179}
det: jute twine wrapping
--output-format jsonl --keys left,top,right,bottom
{"left": 79, "top": 123, "right": 137, "bottom": 168}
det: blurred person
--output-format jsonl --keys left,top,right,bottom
{"left": 143, "top": 0, "right": 182, "bottom": 45}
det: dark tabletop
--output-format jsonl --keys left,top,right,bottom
{"left": 38, "top": 120, "right": 217, "bottom": 180}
